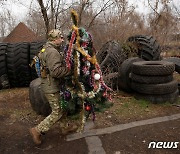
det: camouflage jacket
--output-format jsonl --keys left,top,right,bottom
{"left": 39, "top": 42, "right": 70, "bottom": 94}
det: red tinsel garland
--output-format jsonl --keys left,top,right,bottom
{"left": 66, "top": 29, "right": 112, "bottom": 101}
{"left": 95, "top": 63, "right": 112, "bottom": 100}
{"left": 66, "top": 30, "right": 76, "bottom": 70}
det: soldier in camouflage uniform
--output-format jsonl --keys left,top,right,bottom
{"left": 30, "top": 29, "right": 77, "bottom": 145}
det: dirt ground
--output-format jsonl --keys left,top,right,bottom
{"left": 0, "top": 87, "right": 179, "bottom": 154}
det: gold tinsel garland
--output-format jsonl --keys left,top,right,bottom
{"left": 67, "top": 10, "right": 112, "bottom": 132}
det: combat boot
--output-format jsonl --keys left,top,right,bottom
{"left": 30, "top": 127, "right": 42, "bottom": 145}
{"left": 61, "top": 123, "right": 78, "bottom": 135}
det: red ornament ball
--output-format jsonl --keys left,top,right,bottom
{"left": 85, "top": 105, "right": 91, "bottom": 111}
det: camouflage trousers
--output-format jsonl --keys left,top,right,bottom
{"left": 36, "top": 92, "right": 64, "bottom": 133}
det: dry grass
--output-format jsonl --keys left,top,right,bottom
{"left": 94, "top": 90, "right": 180, "bottom": 128}
{"left": 0, "top": 87, "right": 179, "bottom": 129}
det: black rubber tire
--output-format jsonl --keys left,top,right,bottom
{"left": 0, "top": 43, "right": 9, "bottom": 89}
{"left": 29, "top": 41, "right": 45, "bottom": 80}
{"left": 29, "top": 78, "right": 51, "bottom": 116}
{"left": 135, "top": 90, "right": 179, "bottom": 103}
{"left": 6, "top": 43, "right": 31, "bottom": 87}
{"left": 131, "top": 80, "right": 178, "bottom": 95}
{"left": 127, "top": 35, "right": 161, "bottom": 60}
{"left": 132, "top": 61, "right": 175, "bottom": 76}
{"left": 118, "top": 57, "right": 143, "bottom": 92}
{"left": 0, "top": 43, "right": 7, "bottom": 77}
{"left": 162, "top": 57, "right": 180, "bottom": 73}
{"left": 131, "top": 73, "right": 173, "bottom": 84}
{"left": 96, "top": 40, "right": 128, "bottom": 90}
{"left": 96, "top": 40, "right": 127, "bottom": 65}
{"left": 0, "top": 74, "right": 10, "bottom": 89}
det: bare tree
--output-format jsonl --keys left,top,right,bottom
{"left": 35, "top": 0, "right": 79, "bottom": 37}
{"left": 87, "top": 0, "right": 114, "bottom": 30}
{"left": 37, "top": 0, "right": 49, "bottom": 36}
{"left": 0, "top": 9, "right": 16, "bottom": 38}
{"left": 147, "top": 0, "right": 179, "bottom": 45}
{"left": 35, "top": 0, "right": 116, "bottom": 38}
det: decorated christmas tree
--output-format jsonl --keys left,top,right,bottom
{"left": 60, "top": 10, "right": 113, "bottom": 131}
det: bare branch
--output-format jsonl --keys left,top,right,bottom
{"left": 54, "top": 0, "right": 61, "bottom": 29}
{"left": 87, "top": 0, "right": 114, "bottom": 30}
{"left": 78, "top": 0, "right": 90, "bottom": 26}
{"left": 37, "top": 0, "right": 49, "bottom": 36}
{"left": 147, "top": 0, "right": 160, "bottom": 16}
{"left": 50, "top": 0, "right": 55, "bottom": 29}
{"left": 172, "top": 3, "right": 180, "bottom": 16}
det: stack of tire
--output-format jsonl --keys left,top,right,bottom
{"left": 6, "top": 43, "right": 31, "bottom": 87}
{"left": 131, "top": 61, "right": 179, "bottom": 103}
{"left": 119, "top": 35, "right": 161, "bottom": 92}
{"left": 0, "top": 41, "right": 45, "bottom": 90}
{"left": 162, "top": 57, "right": 180, "bottom": 94}
{"left": 118, "top": 57, "right": 143, "bottom": 92}
{"left": 162, "top": 57, "right": 180, "bottom": 74}
{"left": 96, "top": 35, "right": 162, "bottom": 91}
{"left": 0, "top": 43, "right": 9, "bottom": 89}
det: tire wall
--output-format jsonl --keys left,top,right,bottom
{"left": 0, "top": 43, "right": 7, "bottom": 76}
{"left": 6, "top": 43, "right": 31, "bottom": 87}
{"left": 0, "top": 43, "right": 9, "bottom": 89}
{"left": 0, "top": 41, "right": 46, "bottom": 89}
